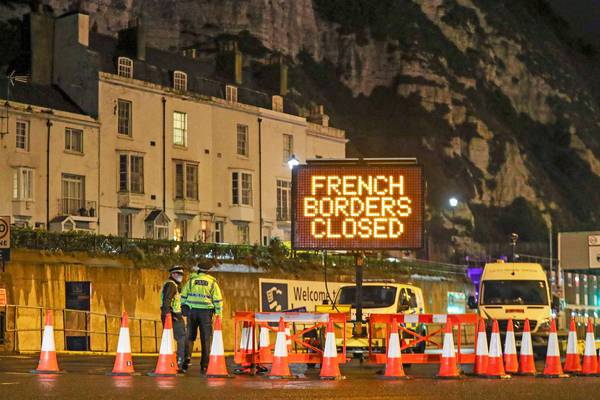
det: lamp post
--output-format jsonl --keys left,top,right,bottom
{"left": 448, "top": 197, "right": 458, "bottom": 217}
{"left": 287, "top": 154, "right": 299, "bottom": 170}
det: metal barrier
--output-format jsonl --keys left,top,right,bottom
{"left": 233, "top": 311, "right": 348, "bottom": 365}
{"left": 368, "top": 313, "right": 477, "bottom": 365}
{"left": 2, "top": 304, "right": 162, "bottom": 353}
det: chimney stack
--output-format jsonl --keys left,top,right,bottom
{"left": 308, "top": 105, "right": 329, "bottom": 127}
{"left": 29, "top": 9, "right": 55, "bottom": 85}
{"left": 217, "top": 39, "right": 242, "bottom": 85}
{"left": 118, "top": 18, "right": 146, "bottom": 61}
{"left": 279, "top": 56, "right": 288, "bottom": 96}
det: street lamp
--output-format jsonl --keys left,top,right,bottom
{"left": 287, "top": 154, "right": 300, "bottom": 170}
{"left": 448, "top": 197, "right": 458, "bottom": 208}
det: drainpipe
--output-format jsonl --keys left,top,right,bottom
{"left": 97, "top": 122, "right": 101, "bottom": 231}
{"left": 46, "top": 118, "right": 53, "bottom": 228}
{"left": 162, "top": 97, "right": 166, "bottom": 212}
{"left": 258, "top": 117, "right": 263, "bottom": 245}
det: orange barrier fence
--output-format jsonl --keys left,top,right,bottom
{"left": 368, "top": 313, "right": 477, "bottom": 365}
{"left": 234, "top": 311, "right": 348, "bottom": 365}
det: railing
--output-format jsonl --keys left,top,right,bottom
{"left": 57, "top": 199, "right": 97, "bottom": 218}
{"left": 1, "top": 304, "right": 161, "bottom": 354}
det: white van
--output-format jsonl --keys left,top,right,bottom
{"left": 474, "top": 261, "right": 554, "bottom": 354}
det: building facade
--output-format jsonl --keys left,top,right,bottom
{"left": 1, "top": 10, "right": 346, "bottom": 245}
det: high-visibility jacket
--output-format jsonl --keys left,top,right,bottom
{"left": 181, "top": 273, "right": 223, "bottom": 315}
{"left": 161, "top": 279, "right": 182, "bottom": 314}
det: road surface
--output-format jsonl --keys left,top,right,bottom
{"left": 1, "top": 355, "right": 599, "bottom": 399}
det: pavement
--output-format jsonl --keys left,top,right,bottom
{"left": 1, "top": 355, "right": 600, "bottom": 399}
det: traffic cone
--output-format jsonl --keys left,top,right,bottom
{"left": 564, "top": 318, "right": 581, "bottom": 373}
{"left": 148, "top": 314, "right": 178, "bottom": 376}
{"left": 383, "top": 318, "right": 407, "bottom": 379}
{"left": 234, "top": 321, "right": 253, "bottom": 375}
{"left": 110, "top": 311, "right": 135, "bottom": 376}
{"left": 503, "top": 319, "right": 519, "bottom": 374}
{"left": 258, "top": 326, "right": 273, "bottom": 363}
{"left": 474, "top": 318, "right": 488, "bottom": 376}
{"left": 486, "top": 320, "right": 510, "bottom": 379}
{"left": 31, "top": 310, "right": 61, "bottom": 374}
{"left": 320, "top": 319, "right": 344, "bottom": 380}
{"left": 285, "top": 327, "right": 293, "bottom": 353}
{"left": 518, "top": 319, "right": 536, "bottom": 375}
{"left": 437, "top": 320, "right": 460, "bottom": 378}
{"left": 581, "top": 319, "right": 598, "bottom": 376}
{"left": 269, "top": 317, "right": 293, "bottom": 379}
{"left": 541, "top": 319, "right": 568, "bottom": 378}
{"left": 206, "top": 315, "right": 231, "bottom": 378}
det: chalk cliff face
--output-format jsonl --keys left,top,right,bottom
{"left": 2, "top": 0, "right": 600, "bottom": 258}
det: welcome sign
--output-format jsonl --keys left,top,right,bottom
{"left": 292, "top": 160, "right": 424, "bottom": 250}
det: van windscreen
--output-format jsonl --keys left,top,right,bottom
{"left": 481, "top": 280, "right": 548, "bottom": 305}
{"left": 338, "top": 286, "right": 397, "bottom": 308}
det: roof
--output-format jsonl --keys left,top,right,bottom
{"left": 144, "top": 210, "right": 170, "bottom": 223}
{"left": 0, "top": 79, "right": 86, "bottom": 115}
{"left": 88, "top": 32, "right": 277, "bottom": 111}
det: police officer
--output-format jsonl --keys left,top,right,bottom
{"left": 160, "top": 266, "right": 189, "bottom": 372}
{"left": 181, "top": 264, "right": 223, "bottom": 374}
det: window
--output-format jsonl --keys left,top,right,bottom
{"left": 231, "top": 172, "right": 253, "bottom": 206}
{"left": 118, "top": 213, "right": 132, "bottom": 238}
{"left": 12, "top": 168, "right": 34, "bottom": 201}
{"left": 283, "top": 134, "right": 293, "bottom": 163}
{"left": 174, "top": 161, "right": 198, "bottom": 200}
{"left": 214, "top": 221, "right": 224, "bottom": 243}
{"left": 61, "top": 174, "right": 85, "bottom": 215}
{"left": 65, "top": 127, "right": 83, "bottom": 153}
{"left": 117, "top": 99, "right": 132, "bottom": 136}
{"left": 174, "top": 219, "right": 187, "bottom": 241}
{"left": 117, "top": 57, "right": 133, "bottom": 78}
{"left": 236, "top": 223, "right": 250, "bottom": 244}
{"left": 199, "top": 220, "right": 208, "bottom": 242}
{"left": 118, "top": 154, "right": 144, "bottom": 193}
{"left": 236, "top": 124, "right": 248, "bottom": 156}
{"left": 173, "top": 111, "right": 187, "bottom": 146}
{"left": 173, "top": 71, "right": 187, "bottom": 91}
{"left": 276, "top": 179, "right": 291, "bottom": 221}
{"left": 226, "top": 85, "right": 238, "bottom": 102}
{"left": 16, "top": 120, "right": 29, "bottom": 151}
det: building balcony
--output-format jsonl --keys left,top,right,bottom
{"left": 174, "top": 198, "right": 200, "bottom": 214}
{"left": 57, "top": 199, "right": 98, "bottom": 222}
{"left": 229, "top": 205, "right": 254, "bottom": 222}
{"left": 12, "top": 200, "right": 35, "bottom": 217}
{"left": 117, "top": 192, "right": 145, "bottom": 209}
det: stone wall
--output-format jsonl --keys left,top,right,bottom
{"left": 0, "top": 250, "right": 472, "bottom": 352}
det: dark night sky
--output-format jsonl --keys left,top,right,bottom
{"left": 551, "top": 0, "right": 600, "bottom": 47}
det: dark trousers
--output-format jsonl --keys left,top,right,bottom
{"left": 161, "top": 313, "right": 188, "bottom": 367}
{"left": 187, "top": 309, "right": 213, "bottom": 369}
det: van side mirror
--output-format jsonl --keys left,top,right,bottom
{"left": 467, "top": 295, "right": 478, "bottom": 309}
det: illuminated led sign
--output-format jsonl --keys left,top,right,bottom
{"left": 292, "top": 161, "right": 423, "bottom": 250}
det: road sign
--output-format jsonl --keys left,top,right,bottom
{"left": 559, "top": 231, "right": 600, "bottom": 270}
{"left": 291, "top": 159, "right": 423, "bottom": 250}
{"left": 0, "top": 216, "right": 10, "bottom": 263}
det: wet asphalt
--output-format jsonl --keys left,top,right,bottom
{"left": 1, "top": 355, "right": 600, "bottom": 399}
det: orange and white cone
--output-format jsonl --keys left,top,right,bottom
{"left": 148, "top": 314, "right": 178, "bottom": 376}
{"left": 235, "top": 321, "right": 253, "bottom": 374}
{"left": 269, "top": 317, "right": 293, "bottom": 379}
{"left": 383, "top": 318, "right": 407, "bottom": 379}
{"left": 258, "top": 326, "right": 273, "bottom": 364}
{"left": 474, "top": 318, "right": 488, "bottom": 376}
{"left": 320, "top": 319, "right": 344, "bottom": 380}
{"left": 206, "top": 315, "right": 231, "bottom": 378}
{"left": 437, "top": 320, "right": 460, "bottom": 378}
{"left": 31, "top": 310, "right": 61, "bottom": 374}
{"left": 285, "top": 327, "right": 293, "bottom": 353}
{"left": 486, "top": 320, "right": 510, "bottom": 378}
{"left": 581, "top": 319, "right": 597, "bottom": 376}
{"left": 564, "top": 318, "right": 581, "bottom": 373}
{"left": 503, "top": 319, "right": 519, "bottom": 374}
{"left": 541, "top": 319, "right": 568, "bottom": 378}
{"left": 518, "top": 319, "right": 536, "bottom": 375}
{"left": 110, "top": 311, "right": 135, "bottom": 375}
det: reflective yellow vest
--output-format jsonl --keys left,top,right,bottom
{"left": 181, "top": 273, "right": 223, "bottom": 315}
{"left": 161, "top": 280, "right": 182, "bottom": 314}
